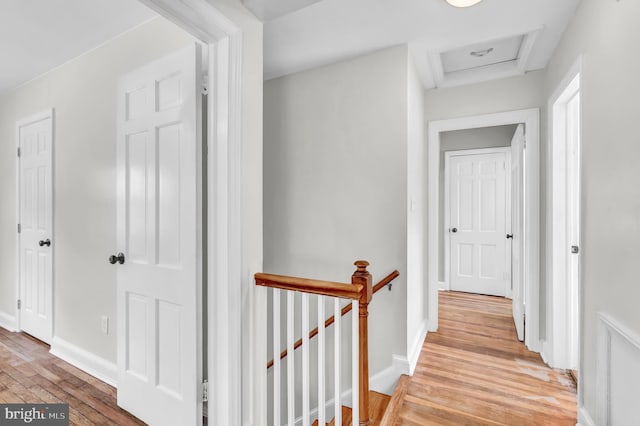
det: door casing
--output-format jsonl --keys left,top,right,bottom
{"left": 15, "top": 108, "right": 54, "bottom": 342}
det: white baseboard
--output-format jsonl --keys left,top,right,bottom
{"left": 577, "top": 406, "right": 595, "bottom": 426}
{"left": 438, "top": 281, "right": 447, "bottom": 291}
{"left": 369, "top": 355, "right": 411, "bottom": 395}
{"left": 0, "top": 310, "right": 17, "bottom": 332}
{"left": 49, "top": 336, "right": 117, "bottom": 388}
{"left": 540, "top": 339, "right": 552, "bottom": 366}
{"left": 407, "top": 319, "right": 428, "bottom": 375}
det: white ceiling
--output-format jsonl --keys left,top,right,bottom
{"left": 246, "top": 0, "right": 581, "bottom": 88}
{"left": 0, "top": 0, "right": 156, "bottom": 93}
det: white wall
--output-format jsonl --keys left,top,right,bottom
{"left": 424, "top": 71, "right": 544, "bottom": 122}
{"left": 438, "top": 125, "right": 517, "bottom": 283}
{"left": 0, "top": 18, "right": 193, "bottom": 361}
{"left": 406, "top": 54, "right": 428, "bottom": 369}
{"left": 541, "top": 0, "right": 640, "bottom": 422}
{"left": 264, "top": 45, "right": 409, "bottom": 378}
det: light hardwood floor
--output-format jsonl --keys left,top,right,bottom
{"left": 393, "top": 291, "right": 577, "bottom": 425}
{"left": 0, "top": 292, "right": 577, "bottom": 425}
{"left": 0, "top": 327, "right": 144, "bottom": 425}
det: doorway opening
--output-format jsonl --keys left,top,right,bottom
{"left": 547, "top": 63, "right": 581, "bottom": 375}
{"left": 428, "top": 108, "right": 540, "bottom": 352}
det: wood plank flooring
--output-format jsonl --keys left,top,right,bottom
{"left": 0, "top": 327, "right": 144, "bottom": 425}
{"left": 393, "top": 292, "right": 577, "bottom": 425}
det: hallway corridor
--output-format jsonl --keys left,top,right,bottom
{"left": 394, "top": 292, "right": 577, "bottom": 425}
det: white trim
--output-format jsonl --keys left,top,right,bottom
{"left": 578, "top": 406, "right": 596, "bottom": 426}
{"left": 438, "top": 281, "right": 448, "bottom": 291}
{"left": 0, "top": 311, "right": 17, "bottom": 332}
{"left": 49, "top": 336, "right": 117, "bottom": 388}
{"left": 545, "top": 56, "right": 583, "bottom": 370}
{"left": 540, "top": 339, "right": 552, "bottom": 366}
{"left": 132, "top": 1, "right": 250, "bottom": 424}
{"left": 15, "top": 108, "right": 55, "bottom": 343}
{"left": 407, "top": 319, "right": 428, "bottom": 375}
{"left": 596, "top": 312, "right": 640, "bottom": 426}
{"left": 427, "top": 108, "right": 540, "bottom": 353}
{"left": 443, "top": 147, "right": 511, "bottom": 298}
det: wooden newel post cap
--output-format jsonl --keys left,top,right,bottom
{"left": 354, "top": 260, "right": 369, "bottom": 272}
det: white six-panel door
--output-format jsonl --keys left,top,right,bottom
{"left": 448, "top": 149, "right": 509, "bottom": 297}
{"left": 510, "top": 125, "right": 526, "bottom": 341}
{"left": 17, "top": 111, "right": 53, "bottom": 344}
{"left": 116, "top": 44, "right": 202, "bottom": 426}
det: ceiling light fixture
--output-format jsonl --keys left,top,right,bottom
{"left": 445, "top": 0, "right": 483, "bottom": 7}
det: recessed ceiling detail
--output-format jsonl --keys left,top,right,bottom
{"left": 429, "top": 30, "right": 540, "bottom": 88}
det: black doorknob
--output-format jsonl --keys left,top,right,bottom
{"left": 506, "top": 234, "right": 514, "bottom": 239}
{"left": 451, "top": 227, "right": 458, "bottom": 233}
{"left": 39, "top": 239, "right": 51, "bottom": 247}
{"left": 109, "top": 253, "right": 125, "bottom": 265}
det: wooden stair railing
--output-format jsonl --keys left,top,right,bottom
{"left": 264, "top": 269, "right": 400, "bottom": 369}
{"left": 255, "top": 261, "right": 398, "bottom": 426}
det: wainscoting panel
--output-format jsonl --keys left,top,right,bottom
{"left": 597, "top": 312, "right": 640, "bottom": 425}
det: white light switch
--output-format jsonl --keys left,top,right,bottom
{"left": 101, "top": 315, "right": 109, "bottom": 334}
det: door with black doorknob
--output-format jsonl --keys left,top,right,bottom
{"left": 17, "top": 110, "right": 54, "bottom": 344}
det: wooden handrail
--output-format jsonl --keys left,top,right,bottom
{"left": 255, "top": 273, "right": 363, "bottom": 300}
{"left": 265, "top": 269, "right": 400, "bottom": 369}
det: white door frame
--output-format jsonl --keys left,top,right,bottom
{"left": 136, "top": 1, "right": 264, "bottom": 424}
{"left": 428, "top": 108, "right": 540, "bottom": 352}
{"left": 544, "top": 56, "right": 582, "bottom": 372}
{"left": 15, "top": 108, "right": 55, "bottom": 339}
{"left": 443, "top": 147, "right": 512, "bottom": 296}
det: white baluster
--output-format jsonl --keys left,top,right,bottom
{"left": 334, "top": 298, "right": 341, "bottom": 426}
{"left": 351, "top": 300, "right": 359, "bottom": 424}
{"left": 287, "top": 292, "right": 295, "bottom": 425}
{"left": 302, "top": 293, "right": 310, "bottom": 426}
{"left": 317, "top": 296, "right": 325, "bottom": 426}
{"left": 273, "top": 289, "right": 281, "bottom": 426}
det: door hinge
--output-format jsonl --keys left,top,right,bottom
{"left": 202, "top": 380, "right": 208, "bottom": 402}
{"left": 523, "top": 138, "right": 527, "bottom": 150}
{"left": 202, "top": 75, "right": 209, "bottom": 96}
{"left": 17, "top": 147, "right": 21, "bottom": 157}
{"left": 17, "top": 300, "right": 21, "bottom": 310}
{"left": 17, "top": 223, "right": 21, "bottom": 234}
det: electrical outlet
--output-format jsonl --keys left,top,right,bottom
{"left": 101, "top": 316, "right": 109, "bottom": 334}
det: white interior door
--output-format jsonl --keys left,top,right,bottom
{"left": 18, "top": 111, "right": 53, "bottom": 344}
{"left": 566, "top": 92, "right": 581, "bottom": 370}
{"left": 116, "top": 44, "right": 203, "bottom": 426}
{"left": 448, "top": 149, "right": 508, "bottom": 297}
{"left": 510, "top": 124, "right": 525, "bottom": 341}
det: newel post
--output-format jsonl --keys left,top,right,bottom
{"left": 352, "top": 260, "right": 372, "bottom": 426}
